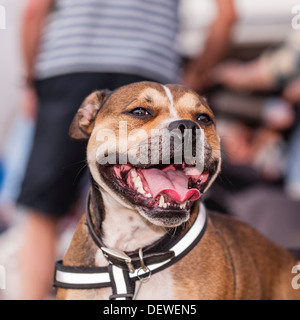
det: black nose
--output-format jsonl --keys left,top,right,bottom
{"left": 167, "top": 120, "right": 201, "bottom": 160}
{"left": 168, "top": 119, "right": 200, "bottom": 134}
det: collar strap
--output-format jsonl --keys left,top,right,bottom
{"left": 54, "top": 202, "right": 208, "bottom": 299}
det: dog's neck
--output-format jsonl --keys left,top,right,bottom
{"left": 90, "top": 185, "right": 166, "bottom": 253}
{"left": 101, "top": 192, "right": 166, "bottom": 251}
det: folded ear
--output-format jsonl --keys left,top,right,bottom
{"left": 69, "top": 89, "right": 111, "bottom": 140}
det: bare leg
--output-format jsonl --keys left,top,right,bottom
{"left": 19, "top": 210, "right": 59, "bottom": 300}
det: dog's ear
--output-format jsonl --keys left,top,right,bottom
{"left": 69, "top": 89, "right": 111, "bottom": 140}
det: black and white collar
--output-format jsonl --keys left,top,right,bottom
{"left": 54, "top": 195, "right": 208, "bottom": 300}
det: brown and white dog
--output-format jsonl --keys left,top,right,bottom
{"left": 56, "top": 81, "right": 299, "bottom": 300}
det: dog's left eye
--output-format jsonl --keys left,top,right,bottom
{"left": 197, "top": 113, "right": 213, "bottom": 126}
{"left": 130, "top": 107, "right": 151, "bottom": 117}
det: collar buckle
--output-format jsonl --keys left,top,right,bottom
{"left": 101, "top": 247, "right": 135, "bottom": 273}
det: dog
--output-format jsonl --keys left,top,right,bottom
{"left": 55, "top": 81, "right": 300, "bottom": 300}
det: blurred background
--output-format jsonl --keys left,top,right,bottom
{"left": 0, "top": 0, "right": 299, "bottom": 299}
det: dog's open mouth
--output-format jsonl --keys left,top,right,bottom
{"left": 99, "top": 162, "right": 210, "bottom": 215}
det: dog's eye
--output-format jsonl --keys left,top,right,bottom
{"left": 130, "top": 107, "right": 151, "bottom": 117}
{"left": 197, "top": 113, "right": 213, "bottom": 126}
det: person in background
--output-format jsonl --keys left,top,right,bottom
{"left": 213, "top": 31, "right": 300, "bottom": 199}
{"left": 19, "top": 0, "right": 236, "bottom": 299}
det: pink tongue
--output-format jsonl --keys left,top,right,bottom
{"left": 140, "top": 168, "right": 201, "bottom": 202}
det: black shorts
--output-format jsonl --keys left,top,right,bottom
{"left": 17, "top": 73, "right": 155, "bottom": 217}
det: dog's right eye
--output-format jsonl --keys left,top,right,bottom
{"left": 129, "top": 107, "right": 151, "bottom": 117}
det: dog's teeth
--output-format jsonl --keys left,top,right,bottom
{"left": 137, "top": 187, "right": 146, "bottom": 194}
{"left": 181, "top": 201, "right": 187, "bottom": 209}
{"left": 163, "top": 203, "right": 167, "bottom": 208}
{"left": 145, "top": 193, "right": 152, "bottom": 198}
{"left": 131, "top": 172, "right": 147, "bottom": 195}
{"left": 131, "top": 169, "right": 137, "bottom": 178}
{"left": 135, "top": 175, "right": 142, "bottom": 185}
{"left": 159, "top": 195, "right": 165, "bottom": 208}
{"left": 136, "top": 180, "right": 142, "bottom": 189}
{"left": 133, "top": 175, "right": 142, "bottom": 188}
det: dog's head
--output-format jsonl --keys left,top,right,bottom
{"left": 70, "top": 82, "right": 221, "bottom": 227}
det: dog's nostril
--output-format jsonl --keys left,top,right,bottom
{"left": 179, "top": 124, "right": 185, "bottom": 133}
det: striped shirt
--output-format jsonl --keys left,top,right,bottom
{"left": 34, "top": 0, "right": 180, "bottom": 83}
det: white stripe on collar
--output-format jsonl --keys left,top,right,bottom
{"left": 55, "top": 268, "right": 110, "bottom": 286}
{"left": 111, "top": 266, "right": 127, "bottom": 300}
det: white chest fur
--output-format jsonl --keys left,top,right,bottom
{"left": 100, "top": 191, "right": 165, "bottom": 251}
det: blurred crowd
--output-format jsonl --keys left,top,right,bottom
{"left": 0, "top": 0, "right": 299, "bottom": 300}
